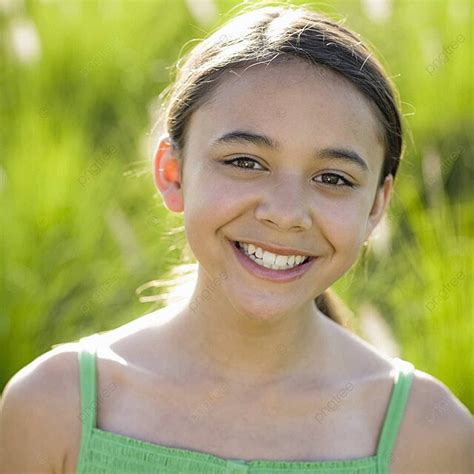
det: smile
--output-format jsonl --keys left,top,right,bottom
{"left": 236, "top": 241, "right": 310, "bottom": 269}
{"left": 230, "top": 240, "right": 317, "bottom": 283}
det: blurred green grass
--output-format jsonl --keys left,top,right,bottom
{"left": 0, "top": 0, "right": 472, "bottom": 411}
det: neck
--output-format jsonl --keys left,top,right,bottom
{"left": 163, "top": 271, "right": 332, "bottom": 387}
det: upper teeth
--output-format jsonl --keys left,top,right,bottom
{"left": 238, "top": 242, "right": 308, "bottom": 268}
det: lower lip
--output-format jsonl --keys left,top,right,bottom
{"left": 229, "top": 240, "right": 317, "bottom": 283}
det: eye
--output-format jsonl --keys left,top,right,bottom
{"left": 223, "top": 156, "right": 265, "bottom": 170}
{"left": 222, "top": 158, "right": 354, "bottom": 188}
{"left": 315, "top": 173, "right": 354, "bottom": 188}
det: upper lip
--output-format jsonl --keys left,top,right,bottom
{"left": 232, "top": 239, "right": 317, "bottom": 257}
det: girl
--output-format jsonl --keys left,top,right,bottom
{"left": 1, "top": 3, "right": 472, "bottom": 474}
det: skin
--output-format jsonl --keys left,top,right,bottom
{"left": 153, "top": 59, "right": 393, "bottom": 385}
{"left": 0, "top": 59, "right": 472, "bottom": 474}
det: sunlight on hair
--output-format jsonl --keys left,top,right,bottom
{"left": 136, "top": 262, "right": 198, "bottom": 309}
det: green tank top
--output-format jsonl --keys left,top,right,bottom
{"left": 75, "top": 334, "right": 415, "bottom": 473}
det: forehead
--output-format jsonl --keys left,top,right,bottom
{"left": 186, "top": 59, "right": 385, "bottom": 168}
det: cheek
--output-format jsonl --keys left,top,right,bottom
{"left": 184, "top": 161, "right": 255, "bottom": 215}
{"left": 182, "top": 165, "right": 245, "bottom": 239}
{"left": 319, "top": 198, "right": 369, "bottom": 255}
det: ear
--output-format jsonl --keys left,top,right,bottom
{"left": 153, "top": 136, "right": 184, "bottom": 213}
{"left": 364, "top": 174, "right": 393, "bottom": 241}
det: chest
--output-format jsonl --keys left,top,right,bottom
{"left": 95, "top": 368, "right": 390, "bottom": 461}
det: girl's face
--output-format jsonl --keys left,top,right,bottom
{"left": 157, "top": 59, "right": 392, "bottom": 321}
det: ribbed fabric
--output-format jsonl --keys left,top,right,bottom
{"left": 76, "top": 334, "right": 414, "bottom": 473}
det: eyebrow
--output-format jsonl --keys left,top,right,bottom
{"left": 210, "top": 130, "right": 370, "bottom": 172}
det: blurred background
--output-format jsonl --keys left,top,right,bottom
{"left": 0, "top": 0, "right": 472, "bottom": 413}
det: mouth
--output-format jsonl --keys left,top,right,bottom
{"left": 229, "top": 240, "right": 317, "bottom": 282}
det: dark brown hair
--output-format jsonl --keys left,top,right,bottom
{"left": 144, "top": 2, "right": 404, "bottom": 329}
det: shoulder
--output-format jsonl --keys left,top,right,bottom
{"left": 0, "top": 341, "right": 83, "bottom": 474}
{"left": 391, "top": 366, "right": 473, "bottom": 473}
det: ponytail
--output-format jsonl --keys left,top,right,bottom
{"left": 315, "top": 288, "right": 354, "bottom": 330}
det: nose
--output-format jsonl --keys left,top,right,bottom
{"left": 254, "top": 174, "right": 313, "bottom": 231}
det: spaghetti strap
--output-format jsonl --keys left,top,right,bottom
{"left": 76, "top": 334, "right": 100, "bottom": 472}
{"left": 376, "top": 357, "right": 415, "bottom": 473}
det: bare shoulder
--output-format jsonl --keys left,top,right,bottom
{"left": 0, "top": 342, "right": 83, "bottom": 474}
{"left": 391, "top": 367, "right": 473, "bottom": 474}
{"left": 332, "top": 319, "right": 473, "bottom": 472}
{"left": 0, "top": 308, "right": 173, "bottom": 474}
